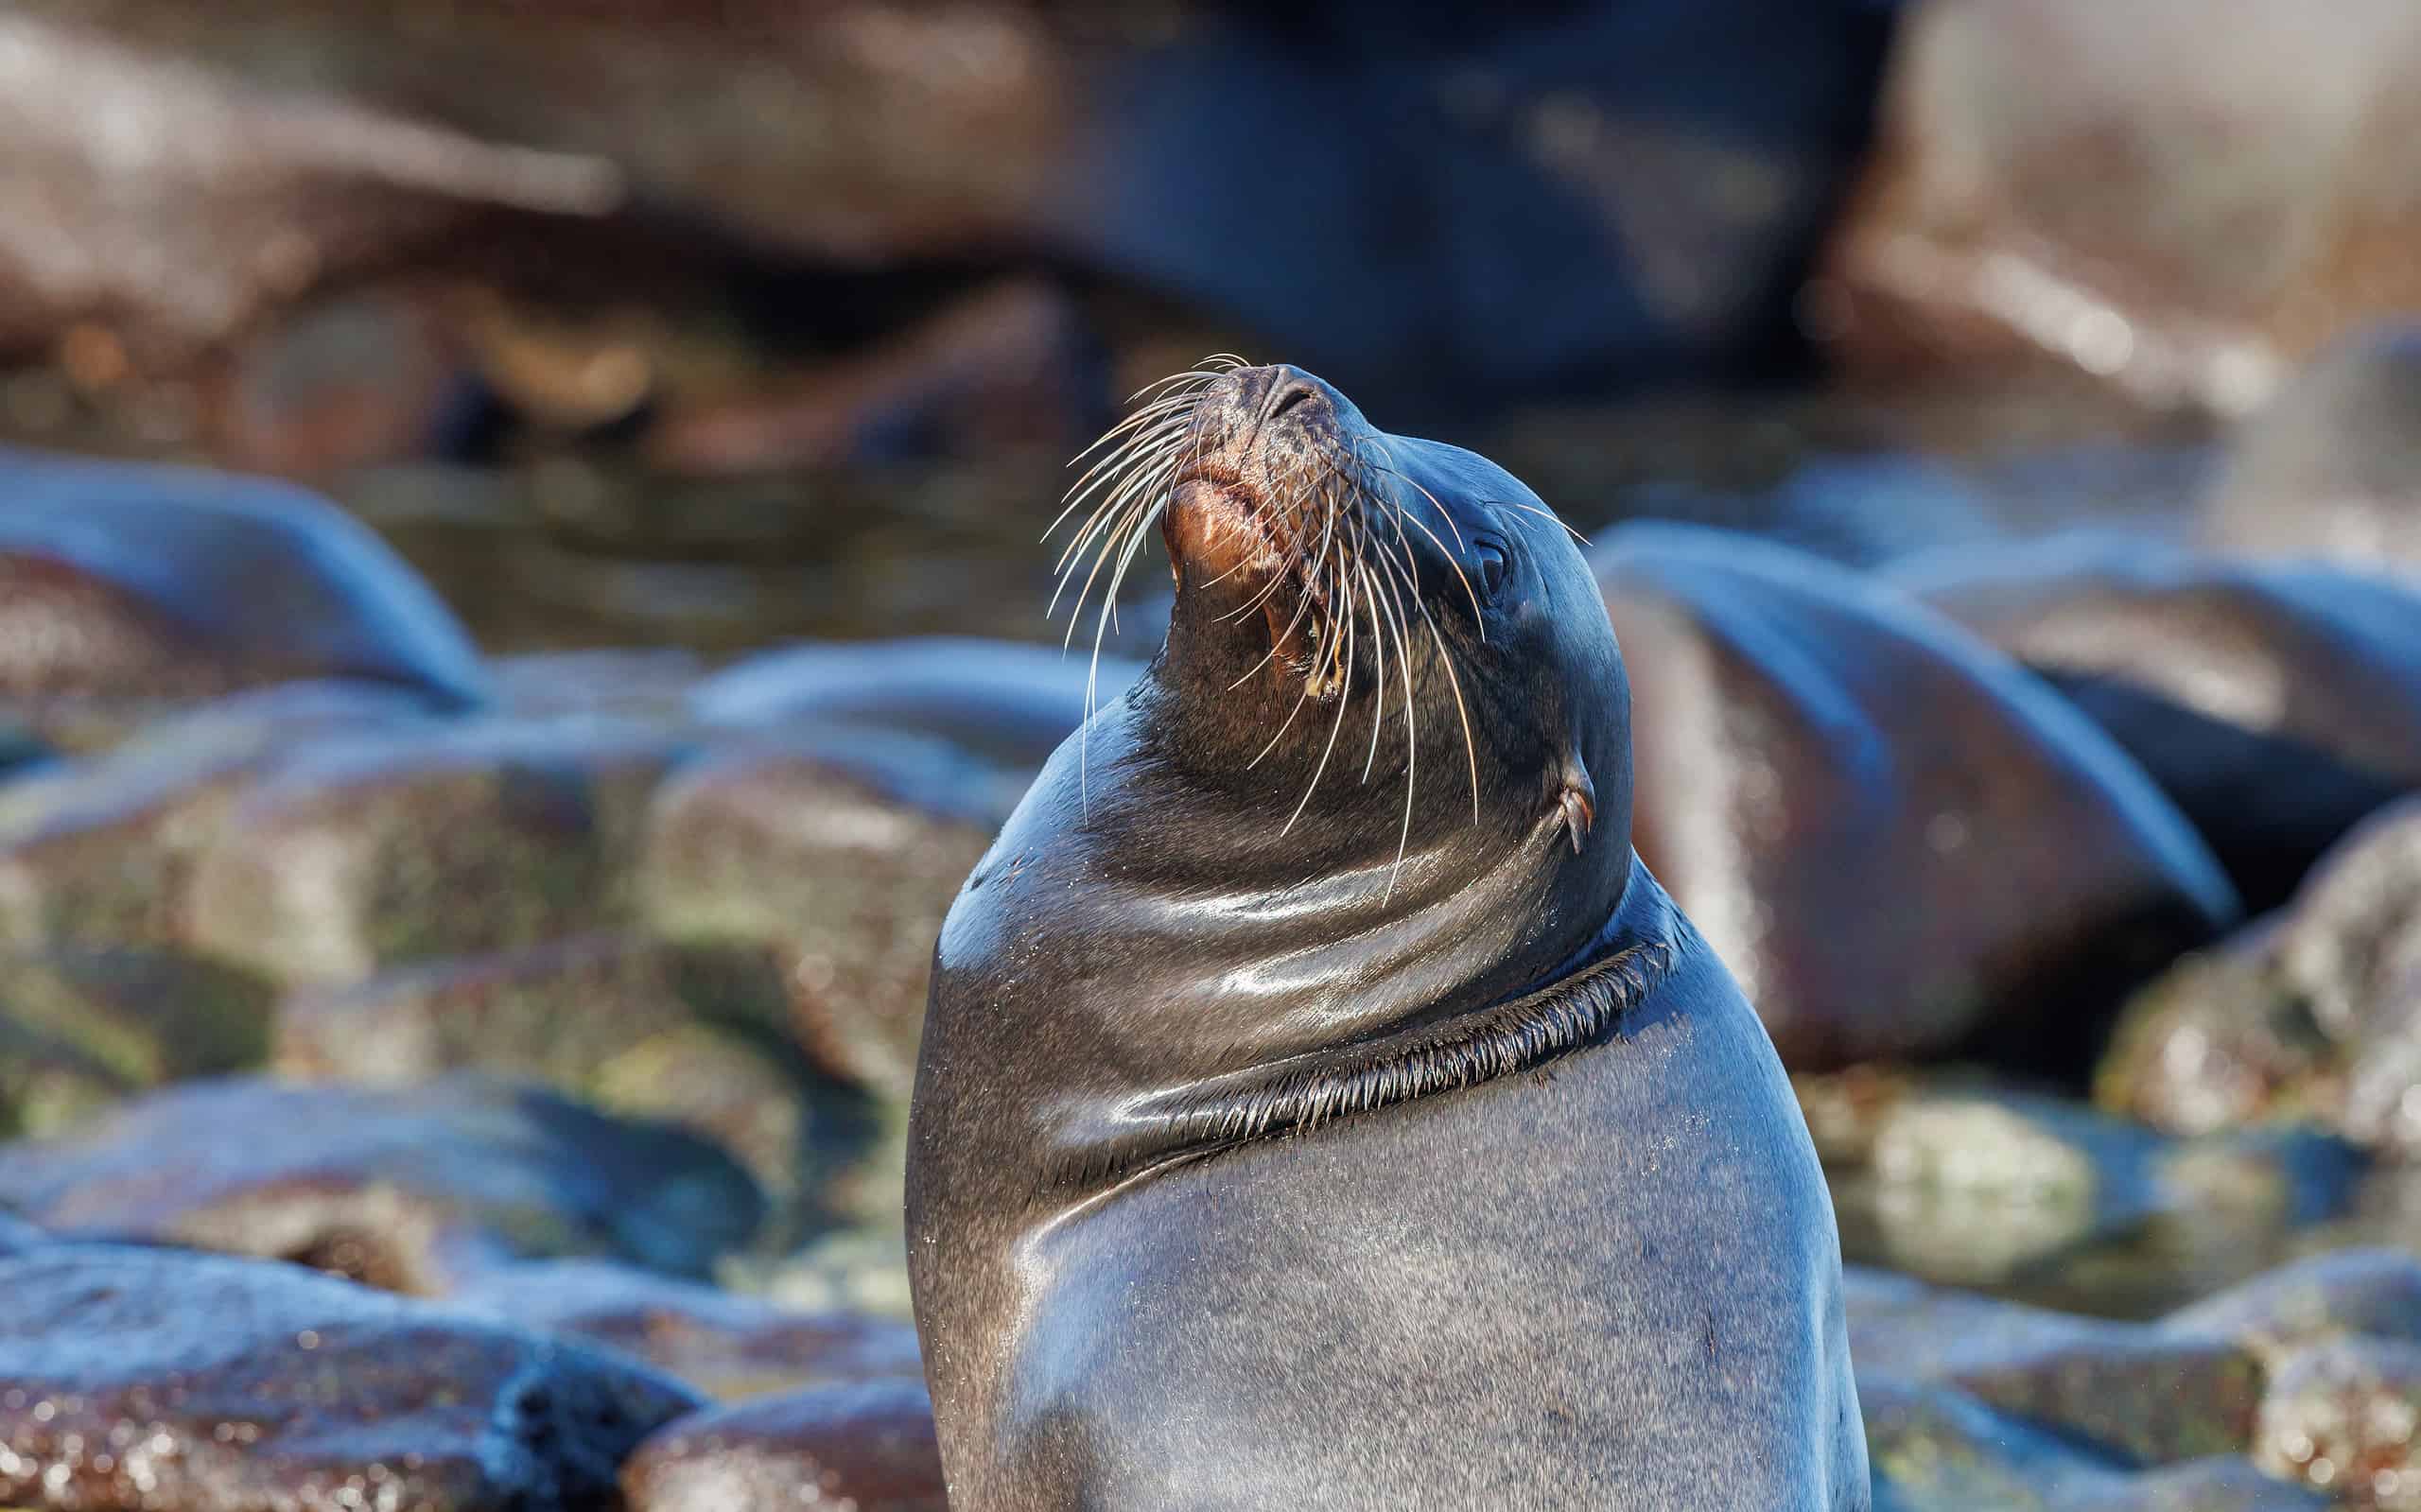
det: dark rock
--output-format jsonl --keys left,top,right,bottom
{"left": 691, "top": 635, "right": 1139, "bottom": 780}
{"left": 639, "top": 729, "right": 1005, "bottom": 1097}
{"left": 0, "top": 680, "right": 439, "bottom": 951}
{"left": 1593, "top": 524, "right": 2239, "bottom": 1071}
{"left": 646, "top": 278, "right": 1104, "bottom": 475}
{"left": 1835, "top": 1079, "right": 2365, "bottom": 1317}
{"left": 2205, "top": 325, "right": 2421, "bottom": 578}
{"left": 0, "top": 1207, "right": 43, "bottom": 1254}
{"left": 620, "top": 1379, "right": 946, "bottom": 1512}
{"left": 275, "top": 935, "right": 809, "bottom": 1202}
{"left": 1901, "top": 537, "right": 2421, "bottom": 910}
{"left": 186, "top": 719, "right": 690, "bottom": 985}
{"left": 1816, "top": 2, "right": 2421, "bottom": 416}
{"left": 211, "top": 284, "right": 485, "bottom": 478}
{"left": 0, "top": 1244, "right": 701, "bottom": 1510}
{"left": 0, "top": 447, "right": 488, "bottom": 748}
{"left": 2053, "top": 1458, "right": 2331, "bottom": 1512}
{"left": 39, "top": 0, "right": 1888, "bottom": 417}
{"left": 449, "top": 1259, "right": 922, "bottom": 1401}
{"left": 0, "top": 9, "right": 619, "bottom": 361}
{"left": 491, "top": 648, "right": 705, "bottom": 725}
{"left": 2170, "top": 1249, "right": 2421, "bottom": 1353}
{"left": 1861, "top": 1372, "right": 2135, "bottom": 1511}
{"left": 2256, "top": 1337, "right": 2421, "bottom": 1509}
{"left": 0, "top": 947, "right": 274, "bottom": 1136}
{"left": 0, "top": 1074, "right": 762, "bottom": 1294}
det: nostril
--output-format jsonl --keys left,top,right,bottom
{"left": 1265, "top": 382, "right": 1318, "bottom": 424}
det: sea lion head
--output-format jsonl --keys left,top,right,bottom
{"left": 984, "top": 359, "right": 1647, "bottom": 1179}
{"left": 1070, "top": 360, "right": 1629, "bottom": 891}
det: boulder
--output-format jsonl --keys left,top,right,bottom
{"left": 0, "top": 1074, "right": 762, "bottom": 1294}
{"left": 1594, "top": 524, "right": 2238, "bottom": 1070}
{"left": 1901, "top": 537, "right": 2421, "bottom": 909}
{"left": 0, "top": 1244, "right": 701, "bottom": 1511}
{"left": 620, "top": 1379, "right": 946, "bottom": 1512}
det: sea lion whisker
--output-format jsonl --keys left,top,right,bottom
{"left": 1354, "top": 544, "right": 1389, "bottom": 785}
{"left": 1375, "top": 529, "right": 1482, "bottom": 823}
{"left": 1244, "top": 672, "right": 1317, "bottom": 767}
{"left": 1361, "top": 545, "right": 1423, "bottom": 893}
{"left": 1383, "top": 490, "right": 1486, "bottom": 638}
{"left": 1378, "top": 444, "right": 1466, "bottom": 553}
{"left": 1050, "top": 457, "right": 1179, "bottom": 624}
{"left": 1054, "top": 474, "right": 1175, "bottom": 647}
{"left": 1050, "top": 411, "right": 1195, "bottom": 543}
{"left": 1280, "top": 580, "right": 1357, "bottom": 838}
{"left": 1500, "top": 499, "right": 1591, "bottom": 545}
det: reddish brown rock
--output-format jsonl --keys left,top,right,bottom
{"left": 449, "top": 1259, "right": 922, "bottom": 1401}
{"left": 620, "top": 1379, "right": 946, "bottom": 1512}
{"left": 0, "top": 1074, "right": 762, "bottom": 1294}
{"left": 1815, "top": 0, "right": 2421, "bottom": 416}
{"left": 1594, "top": 524, "right": 2238, "bottom": 1070}
{"left": 0, "top": 1244, "right": 701, "bottom": 1511}
{"left": 1900, "top": 538, "right": 2421, "bottom": 909}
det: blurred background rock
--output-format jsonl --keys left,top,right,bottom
{"left": 5, "top": 3, "right": 2421, "bottom": 1509}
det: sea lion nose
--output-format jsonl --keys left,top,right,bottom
{"left": 1257, "top": 366, "right": 1324, "bottom": 426}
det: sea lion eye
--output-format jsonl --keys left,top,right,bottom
{"left": 1474, "top": 541, "right": 1509, "bottom": 600}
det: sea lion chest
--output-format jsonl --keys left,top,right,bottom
{"left": 983, "top": 938, "right": 1864, "bottom": 1512}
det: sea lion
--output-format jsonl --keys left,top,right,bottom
{"left": 906, "top": 360, "right": 1867, "bottom": 1509}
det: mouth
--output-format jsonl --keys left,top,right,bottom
{"left": 1165, "top": 464, "right": 1337, "bottom": 689}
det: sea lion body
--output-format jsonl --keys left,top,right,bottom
{"left": 907, "top": 363, "right": 1866, "bottom": 1510}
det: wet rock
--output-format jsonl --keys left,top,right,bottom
{"left": 0, "top": 1074, "right": 762, "bottom": 1294}
{"left": 0, "top": 680, "right": 439, "bottom": 952}
{"left": 0, "top": 947, "right": 273, "bottom": 1135}
{"left": 639, "top": 722, "right": 1012, "bottom": 1097}
{"left": 210, "top": 284, "right": 485, "bottom": 478}
{"left": 0, "top": 1207, "right": 44, "bottom": 1254}
{"left": 2170, "top": 1249, "right": 2421, "bottom": 1354}
{"left": 0, "top": 1244, "right": 700, "bottom": 1510}
{"left": 1861, "top": 1373, "right": 2136, "bottom": 1511}
{"left": 2256, "top": 1337, "right": 2421, "bottom": 1509}
{"left": 2054, "top": 1458, "right": 2331, "bottom": 1512}
{"left": 275, "top": 935, "right": 808, "bottom": 1201}
{"left": 2104, "top": 801, "right": 2421, "bottom": 1155}
{"left": 27, "top": 0, "right": 1888, "bottom": 418}
{"left": 449, "top": 1259, "right": 921, "bottom": 1401}
{"left": 1594, "top": 524, "right": 2239, "bottom": 1071}
{"left": 2205, "top": 325, "right": 2421, "bottom": 578}
{"left": 647, "top": 278, "right": 1103, "bottom": 474}
{"left": 491, "top": 648, "right": 705, "bottom": 726}
{"left": 2098, "top": 927, "right": 2341, "bottom": 1138}
{"left": 1836, "top": 1078, "right": 2365, "bottom": 1315}
{"left": 1900, "top": 537, "right": 2421, "bottom": 910}
{"left": 746, "top": 1223, "right": 916, "bottom": 1323}
{"left": 187, "top": 719, "right": 690, "bottom": 985}
{"left": 1816, "top": 1, "right": 2421, "bottom": 416}
{"left": 620, "top": 1379, "right": 945, "bottom": 1512}
{"left": 0, "top": 447, "right": 488, "bottom": 748}
{"left": 691, "top": 635, "right": 1137, "bottom": 778}
{"left": 0, "top": 9, "right": 618, "bottom": 362}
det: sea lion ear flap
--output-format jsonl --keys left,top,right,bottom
{"left": 1558, "top": 756, "right": 1596, "bottom": 856}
